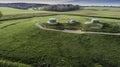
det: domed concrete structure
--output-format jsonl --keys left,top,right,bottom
{"left": 68, "top": 19, "right": 77, "bottom": 24}
{"left": 91, "top": 19, "right": 100, "bottom": 23}
{"left": 47, "top": 18, "right": 58, "bottom": 24}
{"left": 84, "top": 19, "right": 103, "bottom": 29}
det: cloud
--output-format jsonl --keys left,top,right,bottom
{"left": 0, "top": 0, "right": 120, "bottom": 6}
{"left": 0, "top": 0, "right": 72, "bottom": 3}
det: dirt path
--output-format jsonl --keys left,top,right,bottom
{"left": 35, "top": 23, "right": 120, "bottom": 36}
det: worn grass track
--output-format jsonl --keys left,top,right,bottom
{"left": 35, "top": 23, "right": 120, "bottom": 35}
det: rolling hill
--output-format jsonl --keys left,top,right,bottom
{"left": 0, "top": 7, "right": 120, "bottom": 67}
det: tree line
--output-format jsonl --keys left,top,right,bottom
{"left": 43, "top": 4, "right": 80, "bottom": 12}
{"left": 0, "top": 3, "right": 48, "bottom": 10}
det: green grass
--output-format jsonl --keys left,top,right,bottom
{"left": 0, "top": 59, "right": 31, "bottom": 67}
{"left": 0, "top": 7, "right": 120, "bottom": 19}
{"left": 0, "top": 7, "right": 46, "bottom": 15}
{"left": 0, "top": 15, "right": 120, "bottom": 67}
{"left": 83, "top": 22, "right": 120, "bottom": 33}
{"left": 0, "top": 7, "right": 120, "bottom": 67}
{"left": 64, "top": 7, "right": 120, "bottom": 18}
{"left": 0, "top": 19, "right": 31, "bottom": 29}
{"left": 42, "top": 22, "right": 81, "bottom": 30}
{"left": 31, "top": 15, "right": 120, "bottom": 23}
{"left": 41, "top": 15, "right": 120, "bottom": 33}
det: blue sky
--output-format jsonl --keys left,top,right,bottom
{"left": 69, "top": 0, "right": 120, "bottom": 6}
{"left": 0, "top": 0, "right": 120, "bottom": 6}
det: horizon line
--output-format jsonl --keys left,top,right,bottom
{"left": 0, "top": 2, "right": 120, "bottom": 6}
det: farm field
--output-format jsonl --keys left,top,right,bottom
{"left": 68, "top": 7, "right": 120, "bottom": 18}
{"left": 0, "top": 7, "right": 120, "bottom": 18}
{"left": 0, "top": 7, "right": 120, "bottom": 67}
{"left": 0, "top": 7, "right": 47, "bottom": 15}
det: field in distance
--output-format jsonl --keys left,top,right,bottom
{"left": 0, "top": 6, "right": 120, "bottom": 18}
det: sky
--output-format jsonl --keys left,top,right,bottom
{"left": 0, "top": 0, "right": 120, "bottom": 6}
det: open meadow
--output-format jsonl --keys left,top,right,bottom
{"left": 0, "top": 7, "right": 120, "bottom": 67}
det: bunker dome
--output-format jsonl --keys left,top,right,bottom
{"left": 91, "top": 19, "right": 100, "bottom": 23}
{"left": 68, "top": 19, "right": 77, "bottom": 24}
{"left": 47, "top": 18, "right": 58, "bottom": 24}
{"left": 84, "top": 18, "right": 103, "bottom": 29}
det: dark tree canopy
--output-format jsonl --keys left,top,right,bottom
{"left": 0, "top": 3, "right": 48, "bottom": 10}
{"left": 43, "top": 4, "right": 80, "bottom": 12}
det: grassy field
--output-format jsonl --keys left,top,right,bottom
{"left": 0, "top": 7, "right": 120, "bottom": 67}
{"left": 0, "top": 7, "right": 120, "bottom": 18}
{"left": 69, "top": 7, "right": 120, "bottom": 18}
{"left": 0, "top": 7, "right": 50, "bottom": 15}
{"left": 0, "top": 59, "right": 31, "bottom": 67}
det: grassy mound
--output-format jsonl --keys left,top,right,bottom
{"left": 0, "top": 15, "right": 120, "bottom": 67}
{"left": 41, "top": 22, "right": 81, "bottom": 30}
{"left": 64, "top": 22, "right": 81, "bottom": 30}
{"left": 41, "top": 23, "right": 65, "bottom": 30}
{"left": 83, "top": 22, "right": 120, "bottom": 33}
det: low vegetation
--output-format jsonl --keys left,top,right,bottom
{"left": 0, "top": 59, "right": 31, "bottom": 67}
{"left": 41, "top": 23, "right": 65, "bottom": 30}
{"left": 0, "top": 13, "right": 57, "bottom": 21}
{"left": 64, "top": 22, "right": 81, "bottom": 30}
{"left": 41, "top": 21, "right": 81, "bottom": 30}
{"left": 41, "top": 20, "right": 120, "bottom": 33}
{"left": 83, "top": 22, "right": 120, "bottom": 33}
{"left": 0, "top": 7, "right": 42, "bottom": 15}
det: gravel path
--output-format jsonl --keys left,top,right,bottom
{"left": 35, "top": 23, "right": 120, "bottom": 36}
